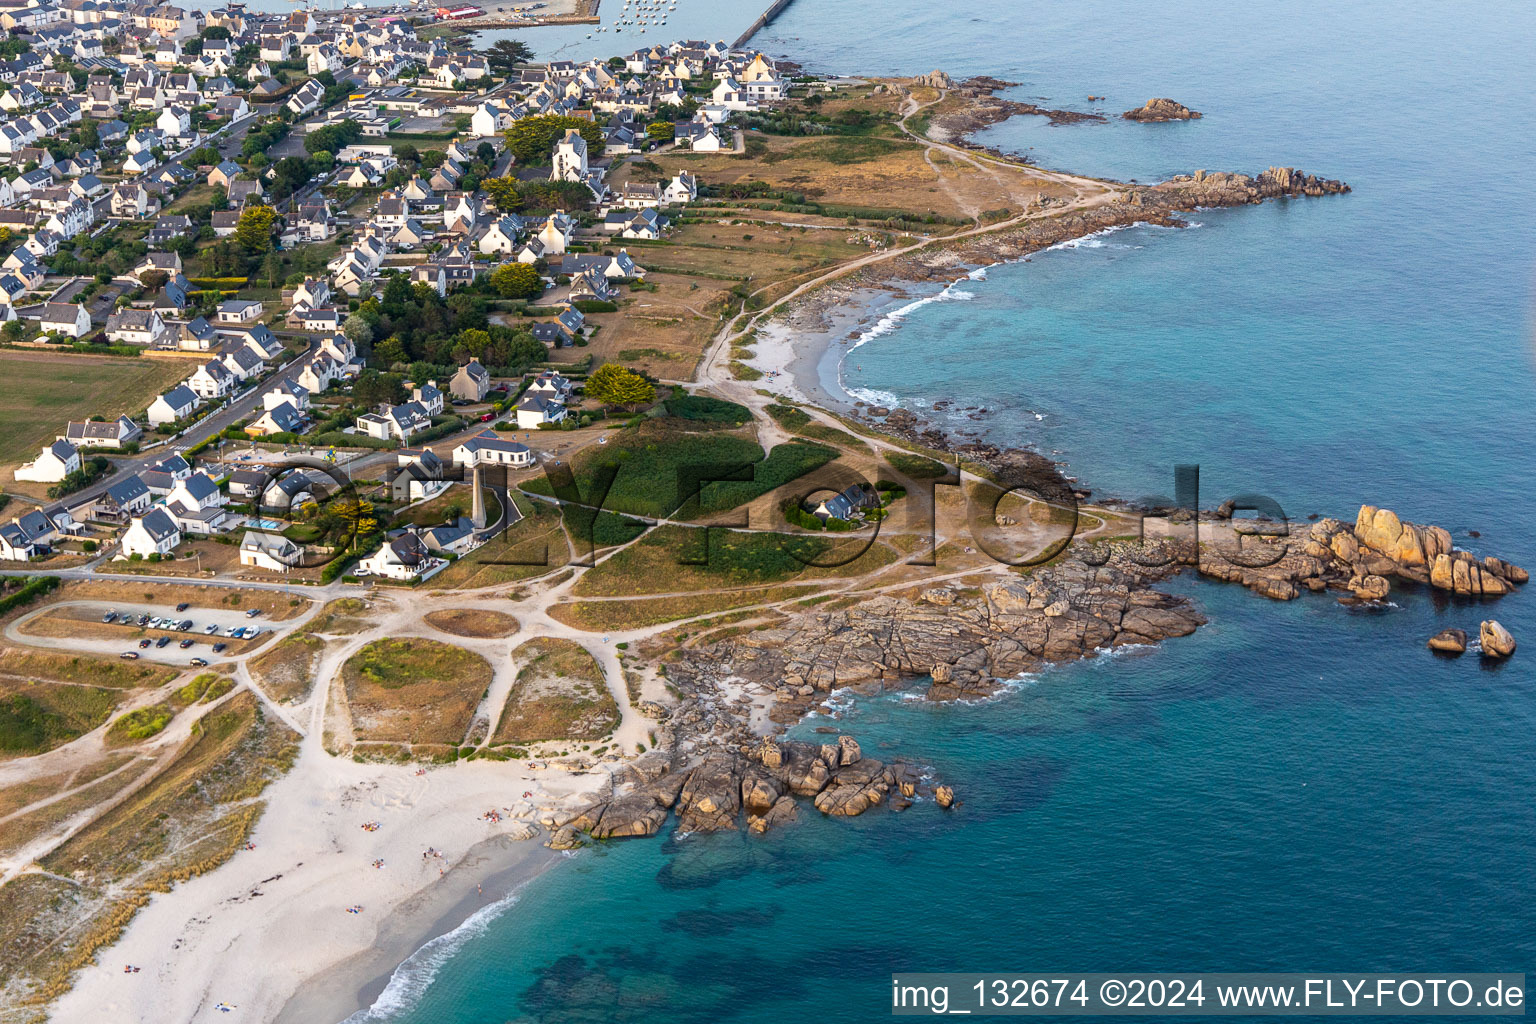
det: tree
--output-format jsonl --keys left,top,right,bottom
{"left": 504, "top": 114, "right": 605, "bottom": 166}
{"left": 351, "top": 369, "right": 405, "bottom": 406}
{"left": 490, "top": 262, "right": 542, "bottom": 300}
{"left": 483, "top": 39, "right": 533, "bottom": 75}
{"left": 139, "top": 269, "right": 169, "bottom": 291}
{"left": 329, "top": 497, "right": 378, "bottom": 551}
{"left": 646, "top": 120, "right": 674, "bottom": 143}
{"left": 259, "top": 250, "right": 281, "bottom": 288}
{"left": 235, "top": 204, "right": 277, "bottom": 253}
{"left": 482, "top": 175, "right": 520, "bottom": 211}
{"left": 585, "top": 364, "right": 655, "bottom": 410}
{"left": 341, "top": 314, "right": 374, "bottom": 347}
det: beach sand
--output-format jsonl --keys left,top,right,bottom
{"left": 49, "top": 746, "right": 600, "bottom": 1024}
{"left": 743, "top": 283, "right": 952, "bottom": 415}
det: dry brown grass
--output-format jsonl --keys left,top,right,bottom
{"left": 429, "top": 501, "right": 571, "bottom": 590}
{"left": 307, "top": 596, "right": 379, "bottom": 635}
{"left": 340, "top": 637, "right": 492, "bottom": 746}
{"left": 0, "top": 756, "right": 154, "bottom": 859}
{"left": 45, "top": 579, "right": 311, "bottom": 620}
{"left": 549, "top": 584, "right": 822, "bottom": 631}
{"left": 494, "top": 638, "right": 617, "bottom": 744}
{"left": 0, "top": 647, "right": 177, "bottom": 691}
{"left": 423, "top": 608, "right": 520, "bottom": 639}
{"left": 250, "top": 632, "right": 326, "bottom": 704}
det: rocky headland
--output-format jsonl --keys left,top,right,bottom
{"left": 1123, "top": 97, "right": 1203, "bottom": 121}
{"left": 923, "top": 75, "right": 1107, "bottom": 142}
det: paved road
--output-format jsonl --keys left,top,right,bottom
{"left": 48, "top": 343, "right": 315, "bottom": 514}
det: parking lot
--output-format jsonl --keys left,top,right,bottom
{"left": 12, "top": 600, "right": 276, "bottom": 666}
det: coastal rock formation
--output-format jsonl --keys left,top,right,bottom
{"left": 935, "top": 785, "right": 955, "bottom": 809}
{"left": 1480, "top": 620, "right": 1516, "bottom": 658}
{"left": 924, "top": 77, "right": 1107, "bottom": 140}
{"left": 1200, "top": 506, "right": 1526, "bottom": 605}
{"left": 664, "top": 548, "right": 1203, "bottom": 709}
{"left": 562, "top": 736, "right": 927, "bottom": 841}
{"left": 1158, "top": 167, "right": 1351, "bottom": 203}
{"left": 1123, "top": 97, "right": 1202, "bottom": 121}
{"left": 1427, "top": 628, "right": 1467, "bottom": 654}
{"left": 914, "top": 70, "right": 954, "bottom": 89}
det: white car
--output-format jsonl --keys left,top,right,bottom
{"left": 223, "top": 626, "right": 241, "bottom": 637}
{"left": 204, "top": 623, "right": 219, "bottom": 634}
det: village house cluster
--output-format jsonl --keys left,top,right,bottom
{"left": 1, "top": 4, "right": 793, "bottom": 576}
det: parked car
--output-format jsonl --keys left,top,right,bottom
{"left": 204, "top": 623, "right": 219, "bottom": 634}
{"left": 175, "top": 602, "right": 190, "bottom": 612}
{"left": 224, "top": 626, "right": 241, "bottom": 637}
{"left": 149, "top": 616, "right": 164, "bottom": 628}
{"left": 102, "top": 611, "right": 116, "bottom": 623}
{"left": 212, "top": 642, "right": 227, "bottom": 653}
{"left": 177, "top": 620, "right": 192, "bottom": 632}
{"left": 179, "top": 638, "right": 194, "bottom": 648}
{"left": 155, "top": 636, "right": 171, "bottom": 648}
{"left": 246, "top": 608, "right": 262, "bottom": 618}
{"left": 190, "top": 657, "right": 208, "bottom": 667}
{"left": 137, "top": 614, "right": 150, "bottom": 626}
{"left": 138, "top": 638, "right": 152, "bottom": 649}
{"left": 120, "top": 652, "right": 140, "bottom": 660}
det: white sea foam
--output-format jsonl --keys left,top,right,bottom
{"left": 846, "top": 283, "right": 975, "bottom": 355}
{"left": 343, "top": 878, "right": 537, "bottom": 1023}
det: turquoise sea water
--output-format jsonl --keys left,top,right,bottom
{"left": 356, "top": 3, "right": 1536, "bottom": 1021}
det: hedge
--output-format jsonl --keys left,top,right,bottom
{"left": 0, "top": 576, "right": 60, "bottom": 616}
{"left": 188, "top": 277, "right": 250, "bottom": 288}
{"left": 571, "top": 299, "right": 618, "bottom": 314}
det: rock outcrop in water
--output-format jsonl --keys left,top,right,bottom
{"left": 1199, "top": 504, "right": 1527, "bottom": 603}
{"left": 1156, "top": 166, "right": 1352, "bottom": 203}
{"left": 1123, "top": 97, "right": 1202, "bottom": 121}
{"left": 1480, "top": 620, "right": 1516, "bottom": 658}
{"left": 1427, "top": 628, "right": 1468, "bottom": 654}
{"left": 562, "top": 737, "right": 929, "bottom": 839}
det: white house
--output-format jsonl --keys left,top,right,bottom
{"left": 452, "top": 430, "right": 533, "bottom": 468}
{"left": 551, "top": 128, "right": 588, "bottom": 182}
{"left": 146, "top": 384, "right": 201, "bottom": 427}
{"left": 121, "top": 507, "right": 181, "bottom": 558}
{"left": 105, "top": 307, "right": 166, "bottom": 346}
{"left": 239, "top": 530, "right": 299, "bottom": 573}
{"left": 14, "top": 439, "right": 80, "bottom": 483}
{"left": 39, "top": 301, "right": 91, "bottom": 338}
{"left": 188, "top": 359, "right": 236, "bottom": 398}
{"left": 516, "top": 392, "right": 568, "bottom": 430}
{"left": 359, "top": 531, "right": 440, "bottom": 581}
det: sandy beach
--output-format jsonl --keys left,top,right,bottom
{"left": 48, "top": 747, "right": 598, "bottom": 1024}
{"left": 744, "top": 282, "right": 948, "bottom": 414}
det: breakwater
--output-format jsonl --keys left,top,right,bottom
{"left": 733, "top": 0, "right": 795, "bottom": 47}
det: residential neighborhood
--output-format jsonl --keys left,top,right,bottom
{"left": 0, "top": 11, "right": 803, "bottom": 580}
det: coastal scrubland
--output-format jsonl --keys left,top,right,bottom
{"left": 251, "top": 632, "right": 328, "bottom": 704}
{"left": 494, "top": 638, "right": 619, "bottom": 745}
{"left": 423, "top": 608, "right": 521, "bottom": 638}
{"left": 340, "top": 637, "right": 493, "bottom": 748}
{"left": 0, "top": 692, "right": 297, "bottom": 1010}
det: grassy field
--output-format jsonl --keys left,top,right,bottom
{"left": 0, "top": 351, "right": 192, "bottom": 467}
{"left": 0, "top": 682, "right": 125, "bottom": 758}
{"left": 494, "top": 638, "right": 618, "bottom": 745}
{"left": 341, "top": 637, "right": 492, "bottom": 746}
